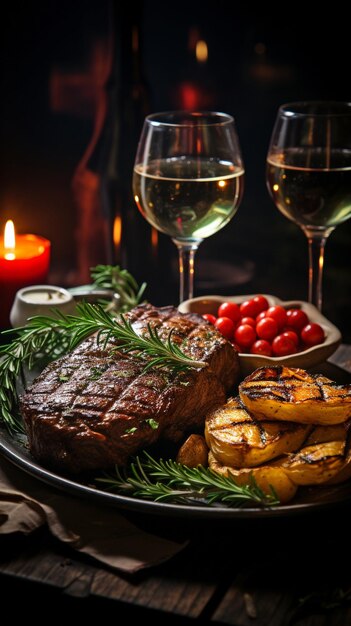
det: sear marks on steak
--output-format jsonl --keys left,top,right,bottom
{"left": 20, "top": 304, "right": 239, "bottom": 473}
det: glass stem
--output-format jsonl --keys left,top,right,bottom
{"left": 172, "top": 239, "right": 201, "bottom": 303}
{"left": 303, "top": 227, "right": 333, "bottom": 312}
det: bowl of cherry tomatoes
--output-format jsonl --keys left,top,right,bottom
{"left": 178, "top": 294, "right": 342, "bottom": 375}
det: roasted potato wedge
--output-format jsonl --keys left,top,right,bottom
{"left": 325, "top": 443, "right": 351, "bottom": 485}
{"left": 176, "top": 434, "right": 208, "bottom": 467}
{"left": 209, "top": 440, "right": 351, "bottom": 502}
{"left": 205, "top": 396, "right": 311, "bottom": 468}
{"left": 282, "top": 441, "right": 349, "bottom": 485}
{"left": 239, "top": 366, "right": 351, "bottom": 425}
{"left": 208, "top": 451, "right": 297, "bottom": 504}
{"left": 305, "top": 423, "right": 349, "bottom": 445}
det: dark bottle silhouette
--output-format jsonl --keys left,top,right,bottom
{"left": 72, "top": 1, "right": 151, "bottom": 284}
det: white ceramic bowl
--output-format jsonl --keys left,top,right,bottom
{"left": 10, "top": 285, "right": 76, "bottom": 328}
{"left": 178, "top": 294, "right": 342, "bottom": 375}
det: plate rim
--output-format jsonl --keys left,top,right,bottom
{"left": 0, "top": 300, "right": 348, "bottom": 520}
{"left": 1, "top": 426, "right": 351, "bottom": 519}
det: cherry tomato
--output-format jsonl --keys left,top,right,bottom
{"left": 208, "top": 298, "right": 325, "bottom": 357}
{"left": 286, "top": 308, "right": 309, "bottom": 331}
{"left": 215, "top": 316, "right": 235, "bottom": 340}
{"left": 217, "top": 302, "right": 241, "bottom": 324}
{"left": 256, "top": 311, "right": 267, "bottom": 323}
{"left": 281, "top": 330, "right": 299, "bottom": 347}
{"left": 234, "top": 323, "right": 256, "bottom": 349}
{"left": 272, "top": 334, "right": 297, "bottom": 356}
{"left": 240, "top": 299, "right": 261, "bottom": 318}
{"left": 202, "top": 313, "right": 216, "bottom": 324}
{"left": 266, "top": 305, "right": 287, "bottom": 330}
{"left": 250, "top": 339, "right": 272, "bottom": 356}
{"left": 252, "top": 295, "right": 269, "bottom": 313}
{"left": 256, "top": 316, "right": 278, "bottom": 340}
{"left": 301, "top": 323, "right": 325, "bottom": 347}
{"left": 241, "top": 316, "right": 256, "bottom": 328}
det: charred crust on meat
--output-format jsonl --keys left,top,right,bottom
{"left": 20, "top": 304, "right": 240, "bottom": 473}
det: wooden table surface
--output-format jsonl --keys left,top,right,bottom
{"left": 1, "top": 345, "right": 351, "bottom": 625}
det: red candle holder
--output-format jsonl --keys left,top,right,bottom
{"left": 0, "top": 233, "right": 51, "bottom": 329}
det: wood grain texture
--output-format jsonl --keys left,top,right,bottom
{"left": 0, "top": 535, "right": 217, "bottom": 618}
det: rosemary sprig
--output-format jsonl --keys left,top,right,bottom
{"left": 90, "top": 264, "right": 147, "bottom": 312}
{"left": 97, "top": 452, "right": 279, "bottom": 507}
{"left": 0, "top": 323, "right": 69, "bottom": 434}
{"left": 0, "top": 303, "right": 206, "bottom": 434}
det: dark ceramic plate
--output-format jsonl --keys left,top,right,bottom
{"left": 1, "top": 355, "right": 351, "bottom": 519}
{"left": 1, "top": 425, "right": 351, "bottom": 519}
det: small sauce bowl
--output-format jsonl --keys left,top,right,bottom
{"left": 10, "top": 285, "right": 76, "bottom": 327}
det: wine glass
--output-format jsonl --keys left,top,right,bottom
{"left": 266, "top": 101, "right": 351, "bottom": 311}
{"left": 133, "top": 111, "right": 244, "bottom": 303}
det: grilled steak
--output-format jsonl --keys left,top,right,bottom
{"left": 20, "top": 304, "right": 239, "bottom": 473}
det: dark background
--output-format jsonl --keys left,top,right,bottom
{"left": 0, "top": 1, "right": 350, "bottom": 338}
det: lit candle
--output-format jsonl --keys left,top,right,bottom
{"left": 0, "top": 220, "right": 51, "bottom": 328}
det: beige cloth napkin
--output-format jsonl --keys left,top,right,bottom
{"left": 0, "top": 455, "right": 187, "bottom": 574}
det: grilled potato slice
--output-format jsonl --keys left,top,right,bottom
{"left": 205, "top": 396, "right": 311, "bottom": 468}
{"left": 282, "top": 441, "right": 349, "bottom": 485}
{"left": 325, "top": 444, "right": 351, "bottom": 485}
{"left": 305, "top": 423, "right": 349, "bottom": 445}
{"left": 239, "top": 366, "right": 351, "bottom": 425}
{"left": 208, "top": 451, "right": 298, "bottom": 504}
{"left": 209, "top": 440, "right": 351, "bottom": 503}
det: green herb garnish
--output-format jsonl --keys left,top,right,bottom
{"left": 0, "top": 303, "right": 206, "bottom": 434}
{"left": 97, "top": 452, "right": 279, "bottom": 508}
{"left": 124, "top": 427, "right": 138, "bottom": 435}
{"left": 91, "top": 264, "right": 146, "bottom": 312}
{"left": 145, "top": 418, "right": 159, "bottom": 430}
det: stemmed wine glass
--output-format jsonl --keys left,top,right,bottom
{"left": 266, "top": 101, "right": 351, "bottom": 311}
{"left": 133, "top": 111, "right": 244, "bottom": 303}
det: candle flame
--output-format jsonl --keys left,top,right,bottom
{"left": 4, "top": 220, "right": 16, "bottom": 260}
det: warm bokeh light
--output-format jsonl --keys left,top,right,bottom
{"left": 254, "top": 42, "right": 266, "bottom": 55}
{"left": 177, "top": 83, "right": 201, "bottom": 109}
{"left": 4, "top": 220, "right": 16, "bottom": 260}
{"left": 132, "top": 26, "right": 139, "bottom": 53}
{"left": 113, "top": 215, "right": 122, "bottom": 248}
{"left": 151, "top": 226, "right": 158, "bottom": 248}
{"left": 273, "top": 184, "right": 279, "bottom": 191}
{"left": 196, "top": 40, "right": 208, "bottom": 63}
{"left": 188, "top": 27, "right": 200, "bottom": 52}
{"left": 218, "top": 180, "right": 226, "bottom": 188}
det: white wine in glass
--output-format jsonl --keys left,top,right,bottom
{"left": 133, "top": 111, "right": 244, "bottom": 303}
{"left": 267, "top": 101, "right": 351, "bottom": 311}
